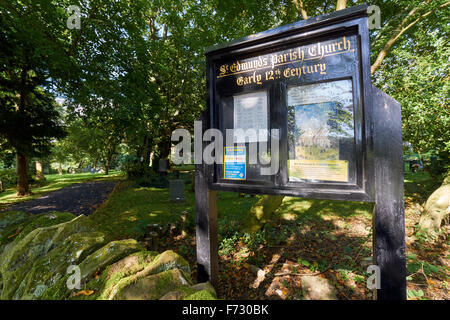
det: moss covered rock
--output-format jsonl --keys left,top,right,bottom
{"left": 184, "top": 289, "right": 217, "bottom": 300}
{"left": 13, "top": 231, "right": 106, "bottom": 300}
{"left": 0, "top": 214, "right": 92, "bottom": 299}
{"left": 0, "top": 211, "right": 31, "bottom": 235}
{"left": 159, "top": 281, "right": 217, "bottom": 300}
{"left": 74, "top": 250, "right": 159, "bottom": 300}
{"left": 14, "top": 212, "right": 76, "bottom": 243}
{"left": 0, "top": 211, "right": 216, "bottom": 300}
{"left": 0, "top": 211, "right": 34, "bottom": 250}
{"left": 113, "top": 268, "right": 191, "bottom": 300}
{"left": 42, "top": 239, "right": 145, "bottom": 300}
{"left": 96, "top": 250, "right": 192, "bottom": 300}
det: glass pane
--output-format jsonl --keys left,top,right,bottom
{"left": 287, "top": 79, "right": 356, "bottom": 183}
{"left": 219, "top": 91, "right": 272, "bottom": 182}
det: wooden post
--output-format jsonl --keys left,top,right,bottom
{"left": 195, "top": 162, "right": 218, "bottom": 287}
{"left": 195, "top": 111, "right": 218, "bottom": 288}
{"left": 372, "top": 86, "right": 407, "bottom": 300}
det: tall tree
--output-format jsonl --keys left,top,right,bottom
{"left": 0, "top": 0, "right": 76, "bottom": 194}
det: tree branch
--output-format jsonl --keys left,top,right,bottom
{"left": 371, "top": 0, "right": 450, "bottom": 75}
{"left": 292, "top": 0, "right": 308, "bottom": 20}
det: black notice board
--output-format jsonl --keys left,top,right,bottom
{"left": 205, "top": 5, "right": 375, "bottom": 202}
{"left": 198, "top": 4, "right": 406, "bottom": 300}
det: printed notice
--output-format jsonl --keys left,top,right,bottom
{"left": 288, "top": 159, "right": 348, "bottom": 182}
{"left": 233, "top": 91, "right": 268, "bottom": 143}
{"left": 224, "top": 147, "right": 246, "bottom": 180}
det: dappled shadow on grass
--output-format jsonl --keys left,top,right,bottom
{"left": 88, "top": 181, "right": 197, "bottom": 241}
{"left": 155, "top": 192, "right": 374, "bottom": 300}
{"left": 214, "top": 196, "right": 374, "bottom": 300}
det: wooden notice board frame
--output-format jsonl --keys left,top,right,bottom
{"left": 196, "top": 4, "right": 406, "bottom": 300}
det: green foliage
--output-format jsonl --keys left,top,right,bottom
{"left": 374, "top": 28, "right": 449, "bottom": 156}
{"left": 0, "top": 169, "right": 17, "bottom": 188}
{"left": 297, "top": 258, "right": 311, "bottom": 267}
{"left": 425, "top": 154, "right": 450, "bottom": 181}
{"left": 242, "top": 231, "right": 266, "bottom": 252}
{"left": 407, "top": 289, "right": 424, "bottom": 299}
{"left": 121, "top": 158, "right": 153, "bottom": 180}
{"left": 133, "top": 175, "right": 169, "bottom": 189}
{"left": 407, "top": 253, "right": 448, "bottom": 278}
{"left": 219, "top": 232, "right": 240, "bottom": 256}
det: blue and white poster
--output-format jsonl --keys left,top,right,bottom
{"left": 224, "top": 147, "right": 246, "bottom": 180}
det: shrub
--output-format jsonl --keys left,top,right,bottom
{"left": 119, "top": 155, "right": 153, "bottom": 179}
{"left": 0, "top": 168, "right": 17, "bottom": 188}
{"left": 425, "top": 152, "right": 450, "bottom": 181}
{"left": 133, "top": 174, "right": 169, "bottom": 188}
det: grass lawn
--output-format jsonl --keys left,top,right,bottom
{"left": 0, "top": 171, "right": 124, "bottom": 210}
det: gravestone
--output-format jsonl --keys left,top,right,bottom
{"left": 158, "top": 159, "right": 168, "bottom": 173}
{"left": 169, "top": 179, "right": 185, "bottom": 202}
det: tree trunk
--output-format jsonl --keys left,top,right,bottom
{"left": 243, "top": 195, "right": 284, "bottom": 232}
{"left": 16, "top": 153, "right": 30, "bottom": 196}
{"left": 105, "top": 155, "right": 112, "bottom": 175}
{"left": 93, "top": 158, "right": 98, "bottom": 172}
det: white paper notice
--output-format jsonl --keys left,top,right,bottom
{"left": 233, "top": 91, "right": 268, "bottom": 143}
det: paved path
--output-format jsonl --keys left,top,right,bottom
{"left": 1, "top": 181, "right": 117, "bottom": 216}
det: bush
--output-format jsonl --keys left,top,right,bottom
{"left": 119, "top": 155, "right": 153, "bottom": 179}
{"left": 425, "top": 152, "right": 450, "bottom": 181}
{"left": 133, "top": 175, "right": 169, "bottom": 188}
{"left": 0, "top": 168, "right": 17, "bottom": 188}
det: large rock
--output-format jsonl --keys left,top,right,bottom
{"left": 75, "top": 250, "right": 160, "bottom": 300}
{"left": 301, "top": 275, "right": 338, "bottom": 300}
{"left": 159, "top": 281, "right": 217, "bottom": 300}
{"left": 95, "top": 250, "right": 192, "bottom": 300}
{"left": 12, "top": 231, "right": 106, "bottom": 300}
{"left": 42, "top": 239, "right": 145, "bottom": 300}
{"left": 0, "top": 211, "right": 31, "bottom": 236}
{"left": 0, "top": 211, "right": 216, "bottom": 300}
{"left": 113, "top": 268, "right": 190, "bottom": 300}
{"left": 0, "top": 214, "right": 91, "bottom": 299}
{"left": 418, "top": 175, "right": 450, "bottom": 238}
